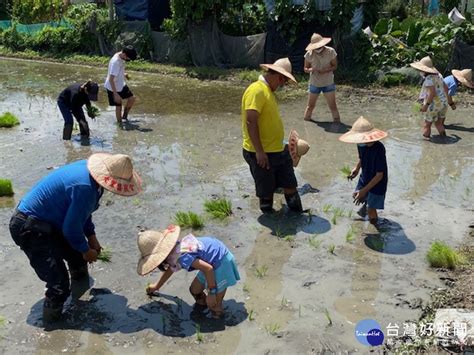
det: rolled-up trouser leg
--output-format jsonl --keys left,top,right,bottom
{"left": 62, "top": 124, "right": 73, "bottom": 140}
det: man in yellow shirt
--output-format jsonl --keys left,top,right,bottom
{"left": 242, "top": 58, "right": 303, "bottom": 213}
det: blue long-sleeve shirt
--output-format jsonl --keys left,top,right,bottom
{"left": 18, "top": 160, "right": 103, "bottom": 253}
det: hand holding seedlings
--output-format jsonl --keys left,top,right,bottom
{"left": 352, "top": 190, "right": 367, "bottom": 205}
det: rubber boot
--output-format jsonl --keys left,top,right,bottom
{"left": 70, "top": 265, "right": 88, "bottom": 281}
{"left": 285, "top": 192, "right": 303, "bottom": 212}
{"left": 62, "top": 124, "right": 73, "bottom": 140}
{"left": 43, "top": 298, "right": 63, "bottom": 323}
{"left": 259, "top": 197, "right": 274, "bottom": 213}
{"left": 78, "top": 120, "right": 90, "bottom": 138}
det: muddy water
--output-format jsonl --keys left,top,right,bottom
{"left": 0, "top": 57, "right": 472, "bottom": 354}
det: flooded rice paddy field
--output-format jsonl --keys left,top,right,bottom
{"left": 0, "top": 58, "right": 473, "bottom": 354}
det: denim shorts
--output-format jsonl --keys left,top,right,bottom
{"left": 309, "top": 83, "right": 336, "bottom": 94}
{"left": 367, "top": 192, "right": 385, "bottom": 209}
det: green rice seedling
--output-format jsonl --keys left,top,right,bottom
{"left": 345, "top": 227, "right": 355, "bottom": 243}
{"left": 411, "top": 102, "right": 421, "bottom": 113}
{"left": 0, "top": 315, "right": 6, "bottom": 327}
{"left": 347, "top": 210, "right": 353, "bottom": 218}
{"left": 282, "top": 235, "right": 295, "bottom": 243}
{"left": 275, "top": 226, "right": 283, "bottom": 238}
{"left": 248, "top": 309, "right": 255, "bottom": 321}
{"left": 333, "top": 207, "right": 344, "bottom": 218}
{"left": 86, "top": 105, "right": 100, "bottom": 118}
{"left": 254, "top": 265, "right": 268, "bottom": 278}
{"left": 340, "top": 165, "right": 351, "bottom": 179}
{"left": 322, "top": 204, "right": 332, "bottom": 213}
{"left": 132, "top": 198, "right": 140, "bottom": 206}
{"left": 328, "top": 244, "right": 336, "bottom": 255}
{"left": 0, "top": 179, "right": 14, "bottom": 197}
{"left": 331, "top": 213, "right": 337, "bottom": 225}
{"left": 204, "top": 198, "right": 232, "bottom": 220}
{"left": 195, "top": 324, "right": 203, "bottom": 342}
{"left": 281, "top": 296, "right": 289, "bottom": 307}
{"left": 97, "top": 247, "right": 112, "bottom": 262}
{"left": 265, "top": 323, "right": 280, "bottom": 336}
{"left": 427, "top": 241, "right": 466, "bottom": 270}
{"left": 308, "top": 235, "right": 321, "bottom": 249}
{"left": 174, "top": 211, "right": 204, "bottom": 229}
{"left": 324, "top": 308, "right": 333, "bottom": 326}
{"left": 0, "top": 112, "right": 20, "bottom": 128}
{"left": 243, "top": 284, "right": 250, "bottom": 293}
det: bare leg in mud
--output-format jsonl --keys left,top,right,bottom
{"left": 122, "top": 96, "right": 136, "bottom": 121}
{"left": 304, "top": 93, "right": 319, "bottom": 121}
{"left": 434, "top": 118, "right": 446, "bottom": 136}
{"left": 189, "top": 277, "right": 207, "bottom": 311}
{"left": 423, "top": 120, "right": 432, "bottom": 139}
{"left": 323, "top": 91, "right": 341, "bottom": 123}
{"left": 368, "top": 208, "right": 378, "bottom": 225}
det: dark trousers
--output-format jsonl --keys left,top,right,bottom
{"left": 9, "top": 211, "right": 86, "bottom": 305}
{"left": 57, "top": 99, "right": 90, "bottom": 137}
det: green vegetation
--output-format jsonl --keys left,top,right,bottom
{"left": 254, "top": 265, "right": 268, "bottom": 278}
{"left": 265, "top": 323, "right": 281, "bottom": 336}
{"left": 248, "top": 309, "right": 255, "bottom": 321}
{"left": 174, "top": 211, "right": 204, "bottom": 230}
{"left": 204, "top": 198, "right": 232, "bottom": 219}
{"left": 308, "top": 235, "right": 321, "bottom": 249}
{"left": 97, "top": 247, "right": 112, "bottom": 263}
{"left": 87, "top": 105, "right": 100, "bottom": 118}
{"left": 195, "top": 324, "right": 203, "bottom": 342}
{"left": 328, "top": 244, "right": 336, "bottom": 255}
{"left": 322, "top": 204, "right": 332, "bottom": 213}
{"left": 427, "top": 241, "right": 466, "bottom": 270}
{"left": 282, "top": 235, "right": 295, "bottom": 243}
{"left": 345, "top": 227, "right": 355, "bottom": 243}
{"left": 324, "top": 308, "right": 333, "bottom": 326}
{"left": 0, "top": 112, "right": 20, "bottom": 128}
{"left": 0, "top": 179, "right": 14, "bottom": 197}
{"left": 340, "top": 165, "right": 351, "bottom": 179}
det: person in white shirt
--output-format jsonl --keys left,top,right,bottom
{"left": 104, "top": 46, "right": 137, "bottom": 124}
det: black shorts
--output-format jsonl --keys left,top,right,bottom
{"left": 107, "top": 85, "right": 134, "bottom": 106}
{"left": 243, "top": 147, "right": 297, "bottom": 198}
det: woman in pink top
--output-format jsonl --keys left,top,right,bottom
{"left": 303, "top": 33, "right": 341, "bottom": 123}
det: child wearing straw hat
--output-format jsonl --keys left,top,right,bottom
{"left": 339, "top": 117, "right": 388, "bottom": 225}
{"left": 138, "top": 225, "right": 240, "bottom": 319}
{"left": 410, "top": 56, "right": 449, "bottom": 138}
{"left": 303, "top": 33, "right": 341, "bottom": 123}
{"left": 442, "top": 69, "right": 473, "bottom": 125}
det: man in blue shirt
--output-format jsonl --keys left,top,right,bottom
{"left": 9, "top": 153, "right": 141, "bottom": 323}
{"left": 443, "top": 69, "right": 473, "bottom": 125}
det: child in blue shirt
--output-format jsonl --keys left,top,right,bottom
{"left": 443, "top": 69, "right": 473, "bottom": 125}
{"left": 339, "top": 116, "right": 388, "bottom": 225}
{"left": 137, "top": 225, "right": 240, "bottom": 319}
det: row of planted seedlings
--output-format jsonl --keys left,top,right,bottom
{"left": 0, "top": 112, "right": 20, "bottom": 197}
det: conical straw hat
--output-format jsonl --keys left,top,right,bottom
{"left": 410, "top": 56, "right": 439, "bottom": 74}
{"left": 87, "top": 153, "right": 142, "bottom": 196}
{"left": 305, "top": 33, "right": 332, "bottom": 51}
{"left": 452, "top": 69, "right": 474, "bottom": 88}
{"left": 260, "top": 58, "right": 297, "bottom": 83}
{"left": 137, "top": 225, "right": 180, "bottom": 276}
{"left": 339, "top": 116, "right": 388, "bottom": 144}
{"left": 288, "top": 130, "right": 310, "bottom": 167}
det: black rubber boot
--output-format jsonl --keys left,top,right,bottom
{"left": 43, "top": 298, "right": 63, "bottom": 323}
{"left": 70, "top": 265, "right": 88, "bottom": 281}
{"left": 62, "top": 124, "right": 73, "bottom": 140}
{"left": 259, "top": 197, "right": 274, "bottom": 213}
{"left": 285, "top": 192, "right": 303, "bottom": 212}
{"left": 78, "top": 120, "right": 90, "bottom": 138}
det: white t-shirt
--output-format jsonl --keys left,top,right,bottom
{"left": 104, "top": 53, "right": 126, "bottom": 92}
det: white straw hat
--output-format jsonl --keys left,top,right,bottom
{"left": 305, "top": 33, "right": 332, "bottom": 51}
{"left": 137, "top": 225, "right": 180, "bottom": 276}
{"left": 452, "top": 69, "right": 474, "bottom": 88}
{"left": 410, "top": 56, "right": 439, "bottom": 74}
{"left": 260, "top": 58, "right": 297, "bottom": 83}
{"left": 339, "top": 116, "right": 388, "bottom": 144}
{"left": 87, "top": 153, "right": 142, "bottom": 196}
{"left": 288, "top": 130, "right": 310, "bottom": 167}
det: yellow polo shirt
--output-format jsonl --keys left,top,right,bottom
{"left": 241, "top": 79, "right": 284, "bottom": 153}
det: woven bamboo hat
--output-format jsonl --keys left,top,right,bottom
{"left": 260, "top": 58, "right": 297, "bottom": 83}
{"left": 137, "top": 225, "right": 180, "bottom": 276}
{"left": 87, "top": 153, "right": 142, "bottom": 196}
{"left": 305, "top": 33, "right": 332, "bottom": 51}
{"left": 288, "top": 130, "right": 310, "bottom": 167}
{"left": 410, "top": 56, "right": 439, "bottom": 74}
{"left": 339, "top": 116, "right": 388, "bottom": 144}
{"left": 452, "top": 69, "right": 474, "bottom": 88}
